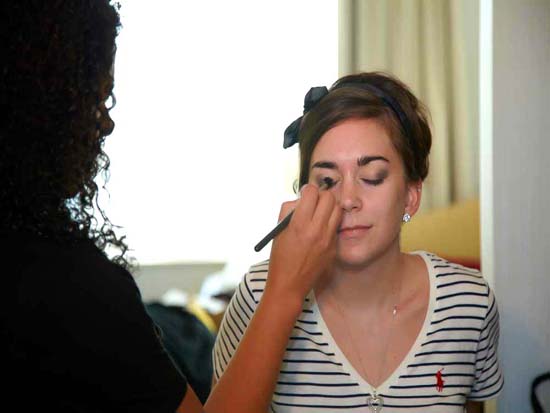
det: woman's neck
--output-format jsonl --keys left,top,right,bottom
{"left": 315, "top": 245, "right": 409, "bottom": 312}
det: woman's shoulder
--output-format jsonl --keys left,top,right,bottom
{"left": 237, "top": 259, "right": 270, "bottom": 306}
{"left": 415, "top": 250, "right": 496, "bottom": 307}
{"left": 414, "top": 250, "right": 484, "bottom": 279}
{"left": 1, "top": 230, "right": 135, "bottom": 300}
{"left": 246, "top": 258, "right": 270, "bottom": 274}
{"left": 413, "top": 250, "right": 491, "bottom": 293}
{"left": 1, "top": 229, "right": 104, "bottom": 261}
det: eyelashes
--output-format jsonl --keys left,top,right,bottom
{"left": 317, "top": 176, "right": 385, "bottom": 189}
{"left": 362, "top": 178, "right": 384, "bottom": 186}
{"left": 321, "top": 177, "right": 336, "bottom": 189}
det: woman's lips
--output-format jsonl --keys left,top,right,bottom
{"left": 337, "top": 225, "right": 372, "bottom": 238}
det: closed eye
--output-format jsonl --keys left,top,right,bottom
{"left": 316, "top": 176, "right": 384, "bottom": 189}
{"left": 362, "top": 178, "right": 384, "bottom": 186}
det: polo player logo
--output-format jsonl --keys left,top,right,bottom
{"left": 435, "top": 368, "right": 445, "bottom": 392}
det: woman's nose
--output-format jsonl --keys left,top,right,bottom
{"left": 338, "top": 179, "right": 362, "bottom": 212}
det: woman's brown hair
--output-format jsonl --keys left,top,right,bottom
{"left": 297, "top": 72, "right": 432, "bottom": 188}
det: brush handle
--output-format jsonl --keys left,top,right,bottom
{"left": 254, "top": 210, "right": 294, "bottom": 252}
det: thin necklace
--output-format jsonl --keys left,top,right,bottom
{"left": 328, "top": 273, "right": 403, "bottom": 413}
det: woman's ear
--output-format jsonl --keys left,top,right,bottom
{"left": 405, "top": 180, "right": 423, "bottom": 217}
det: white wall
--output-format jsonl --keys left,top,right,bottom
{"left": 103, "top": 0, "right": 338, "bottom": 303}
{"left": 481, "top": 0, "right": 550, "bottom": 410}
{"left": 101, "top": 0, "right": 337, "bottom": 269}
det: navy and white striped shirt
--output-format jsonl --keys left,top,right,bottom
{"left": 213, "top": 251, "right": 503, "bottom": 412}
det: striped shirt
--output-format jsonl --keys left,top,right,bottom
{"left": 213, "top": 251, "right": 504, "bottom": 412}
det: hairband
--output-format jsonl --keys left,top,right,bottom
{"left": 283, "top": 83, "right": 413, "bottom": 149}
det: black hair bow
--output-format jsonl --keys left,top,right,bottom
{"left": 283, "top": 86, "right": 329, "bottom": 148}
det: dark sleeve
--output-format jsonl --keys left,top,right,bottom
{"left": 17, "top": 244, "right": 187, "bottom": 412}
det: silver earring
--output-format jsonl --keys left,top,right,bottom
{"left": 402, "top": 213, "right": 411, "bottom": 223}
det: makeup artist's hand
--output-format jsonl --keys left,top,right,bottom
{"left": 265, "top": 184, "right": 342, "bottom": 307}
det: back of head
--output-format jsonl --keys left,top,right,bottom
{"left": 0, "top": 1, "right": 128, "bottom": 266}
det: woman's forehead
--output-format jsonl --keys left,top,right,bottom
{"left": 310, "top": 118, "right": 397, "bottom": 164}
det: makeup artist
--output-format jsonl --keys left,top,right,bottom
{"left": 208, "top": 73, "right": 503, "bottom": 412}
{"left": 0, "top": 1, "right": 202, "bottom": 411}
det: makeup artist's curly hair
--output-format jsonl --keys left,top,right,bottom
{"left": 0, "top": 0, "right": 131, "bottom": 269}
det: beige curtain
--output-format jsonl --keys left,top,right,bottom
{"left": 339, "top": 0, "right": 479, "bottom": 211}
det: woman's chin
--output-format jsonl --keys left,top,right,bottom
{"left": 335, "top": 242, "right": 396, "bottom": 270}
{"left": 335, "top": 250, "right": 373, "bottom": 270}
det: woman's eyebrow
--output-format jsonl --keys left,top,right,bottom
{"left": 311, "top": 161, "right": 337, "bottom": 170}
{"left": 312, "top": 156, "right": 389, "bottom": 170}
{"left": 357, "top": 155, "right": 389, "bottom": 166}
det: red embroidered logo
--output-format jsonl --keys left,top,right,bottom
{"left": 435, "top": 368, "right": 445, "bottom": 392}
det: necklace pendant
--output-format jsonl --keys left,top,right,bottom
{"left": 366, "top": 391, "right": 384, "bottom": 412}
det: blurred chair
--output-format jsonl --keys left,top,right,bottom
{"left": 401, "top": 198, "right": 480, "bottom": 270}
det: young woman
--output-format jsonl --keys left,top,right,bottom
{"left": 206, "top": 72, "right": 503, "bottom": 413}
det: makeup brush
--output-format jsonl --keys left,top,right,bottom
{"left": 254, "top": 178, "right": 333, "bottom": 252}
{"left": 254, "top": 210, "right": 294, "bottom": 252}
